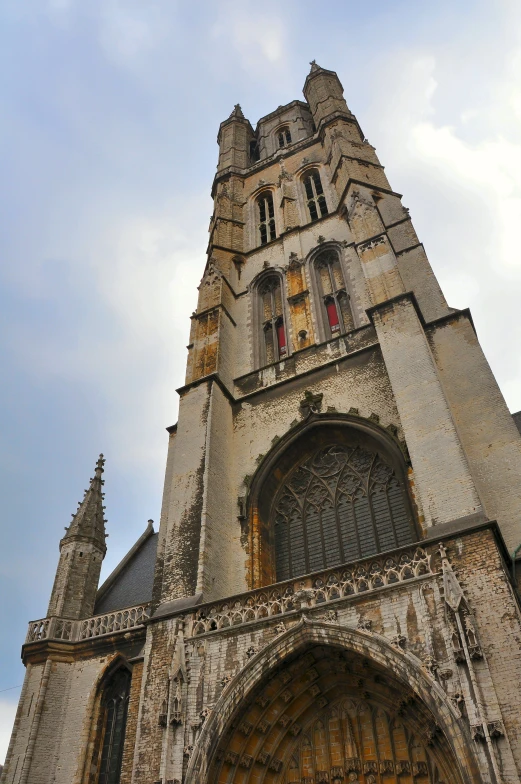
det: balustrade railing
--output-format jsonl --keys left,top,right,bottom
{"left": 26, "top": 547, "right": 435, "bottom": 645}
{"left": 188, "top": 546, "right": 434, "bottom": 637}
{"left": 25, "top": 603, "right": 151, "bottom": 644}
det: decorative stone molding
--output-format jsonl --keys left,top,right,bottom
{"left": 25, "top": 603, "right": 151, "bottom": 644}
{"left": 358, "top": 236, "right": 386, "bottom": 253}
{"left": 189, "top": 547, "right": 433, "bottom": 637}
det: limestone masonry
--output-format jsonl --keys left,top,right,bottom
{"left": 3, "top": 63, "right": 521, "bottom": 784}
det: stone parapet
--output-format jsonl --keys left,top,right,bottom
{"left": 25, "top": 603, "right": 151, "bottom": 645}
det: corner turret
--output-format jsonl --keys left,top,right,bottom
{"left": 216, "top": 104, "right": 255, "bottom": 172}
{"left": 303, "top": 60, "right": 352, "bottom": 130}
{"left": 47, "top": 454, "right": 107, "bottom": 619}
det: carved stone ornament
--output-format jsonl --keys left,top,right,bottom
{"left": 423, "top": 654, "right": 439, "bottom": 677}
{"left": 257, "top": 750, "right": 271, "bottom": 765}
{"left": 238, "top": 719, "right": 253, "bottom": 735}
{"left": 488, "top": 720, "right": 504, "bottom": 739}
{"left": 219, "top": 674, "right": 231, "bottom": 688}
{"left": 391, "top": 634, "right": 407, "bottom": 650}
{"left": 471, "top": 724, "right": 486, "bottom": 742}
{"left": 300, "top": 390, "right": 324, "bottom": 416}
{"left": 320, "top": 609, "right": 338, "bottom": 622}
{"left": 183, "top": 745, "right": 193, "bottom": 758}
{"left": 439, "top": 543, "right": 464, "bottom": 611}
{"left": 293, "top": 583, "right": 316, "bottom": 608}
{"left": 246, "top": 646, "right": 256, "bottom": 659}
{"left": 257, "top": 718, "right": 271, "bottom": 733}
{"left": 358, "top": 235, "right": 385, "bottom": 253}
{"left": 239, "top": 754, "right": 253, "bottom": 768}
{"left": 357, "top": 618, "right": 372, "bottom": 632}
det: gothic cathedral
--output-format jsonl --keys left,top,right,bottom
{"left": 4, "top": 63, "right": 521, "bottom": 784}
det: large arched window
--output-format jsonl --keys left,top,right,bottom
{"left": 314, "top": 249, "right": 354, "bottom": 337}
{"left": 273, "top": 441, "right": 415, "bottom": 582}
{"left": 257, "top": 192, "right": 276, "bottom": 245}
{"left": 303, "top": 170, "right": 328, "bottom": 221}
{"left": 258, "top": 275, "right": 287, "bottom": 365}
{"left": 96, "top": 668, "right": 131, "bottom": 784}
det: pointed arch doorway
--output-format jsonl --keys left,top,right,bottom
{"left": 200, "top": 631, "right": 477, "bottom": 784}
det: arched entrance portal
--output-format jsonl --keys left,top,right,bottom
{"left": 208, "top": 644, "right": 467, "bottom": 784}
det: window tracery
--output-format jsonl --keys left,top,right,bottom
{"left": 258, "top": 275, "right": 288, "bottom": 364}
{"left": 257, "top": 192, "right": 276, "bottom": 245}
{"left": 304, "top": 170, "right": 328, "bottom": 221}
{"left": 314, "top": 249, "right": 354, "bottom": 337}
{"left": 97, "top": 668, "right": 131, "bottom": 784}
{"left": 274, "top": 444, "right": 415, "bottom": 581}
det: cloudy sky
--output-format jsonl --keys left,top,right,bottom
{"left": 1, "top": 0, "right": 520, "bottom": 761}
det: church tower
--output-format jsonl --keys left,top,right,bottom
{"left": 3, "top": 63, "right": 521, "bottom": 784}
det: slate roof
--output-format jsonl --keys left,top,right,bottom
{"left": 94, "top": 523, "right": 158, "bottom": 614}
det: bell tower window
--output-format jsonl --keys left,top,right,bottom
{"left": 315, "top": 250, "right": 354, "bottom": 337}
{"left": 257, "top": 192, "right": 276, "bottom": 245}
{"left": 258, "top": 276, "right": 287, "bottom": 365}
{"left": 304, "top": 170, "right": 328, "bottom": 221}
{"left": 277, "top": 127, "right": 292, "bottom": 148}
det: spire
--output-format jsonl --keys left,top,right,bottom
{"left": 309, "top": 59, "right": 321, "bottom": 73}
{"left": 229, "top": 103, "right": 244, "bottom": 118}
{"left": 62, "top": 453, "right": 107, "bottom": 553}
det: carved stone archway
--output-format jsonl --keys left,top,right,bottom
{"left": 186, "top": 619, "right": 482, "bottom": 784}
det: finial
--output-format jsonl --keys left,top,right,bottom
{"left": 309, "top": 59, "right": 319, "bottom": 72}
{"left": 94, "top": 453, "right": 105, "bottom": 478}
{"left": 229, "top": 103, "right": 244, "bottom": 118}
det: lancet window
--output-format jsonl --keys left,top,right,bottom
{"left": 97, "top": 668, "right": 131, "bottom": 784}
{"left": 258, "top": 275, "right": 288, "bottom": 365}
{"left": 273, "top": 443, "right": 415, "bottom": 581}
{"left": 315, "top": 249, "right": 354, "bottom": 337}
{"left": 257, "top": 192, "right": 276, "bottom": 245}
{"left": 303, "top": 170, "right": 328, "bottom": 221}
{"left": 277, "top": 126, "right": 292, "bottom": 148}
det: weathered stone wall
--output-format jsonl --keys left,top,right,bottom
{"left": 428, "top": 314, "right": 521, "bottom": 550}
{"left": 131, "top": 527, "right": 521, "bottom": 783}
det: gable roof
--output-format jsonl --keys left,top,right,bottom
{"left": 94, "top": 521, "right": 158, "bottom": 614}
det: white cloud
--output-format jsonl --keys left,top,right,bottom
{"left": 360, "top": 8, "right": 521, "bottom": 411}
{"left": 96, "top": 1, "right": 175, "bottom": 68}
{"left": 211, "top": 1, "right": 288, "bottom": 75}
{"left": 0, "top": 697, "right": 18, "bottom": 766}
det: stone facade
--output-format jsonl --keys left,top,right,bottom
{"left": 3, "top": 63, "right": 521, "bottom": 784}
